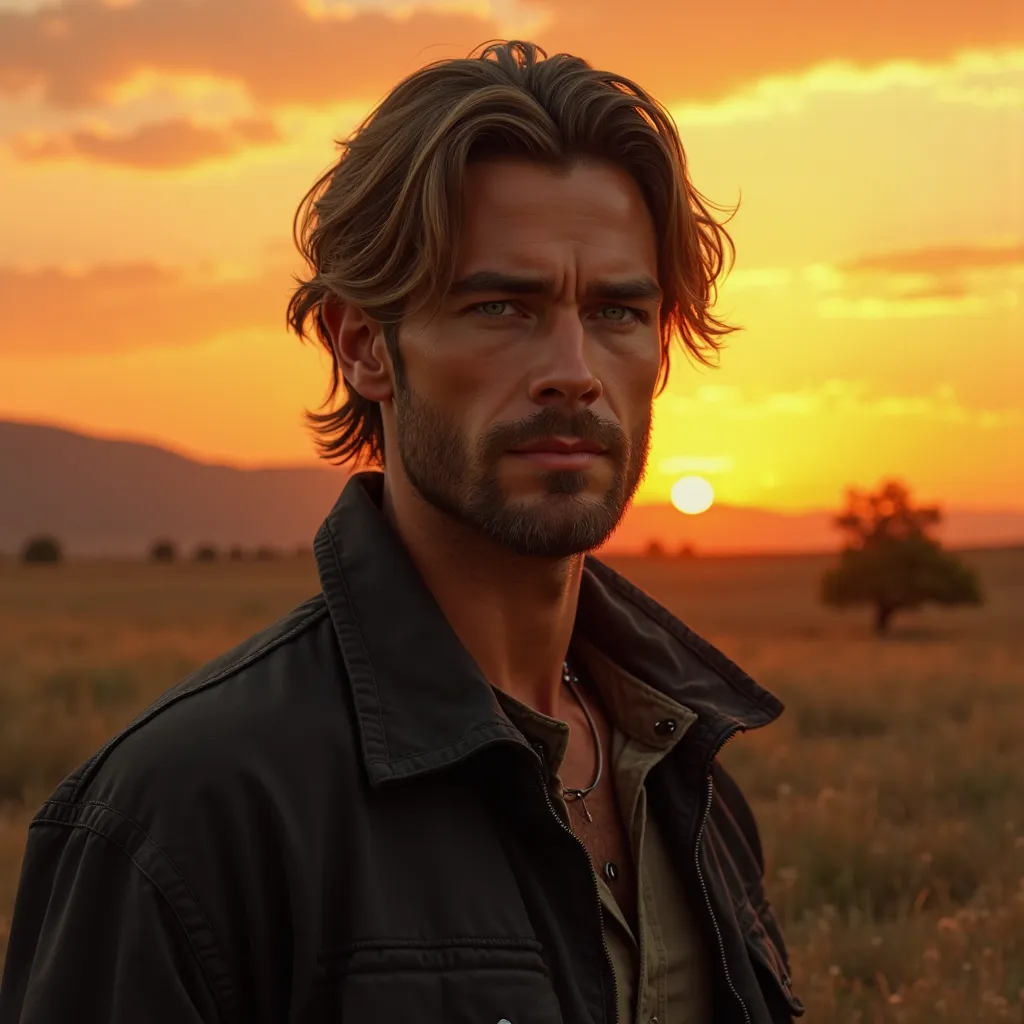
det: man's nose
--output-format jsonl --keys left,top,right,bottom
{"left": 526, "top": 309, "right": 603, "bottom": 407}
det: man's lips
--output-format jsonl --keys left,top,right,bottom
{"left": 508, "top": 436, "right": 608, "bottom": 455}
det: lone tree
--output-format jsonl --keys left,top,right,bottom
{"left": 820, "top": 479, "right": 983, "bottom": 635}
{"left": 20, "top": 535, "right": 63, "bottom": 564}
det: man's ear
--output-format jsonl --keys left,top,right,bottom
{"left": 321, "top": 297, "right": 394, "bottom": 403}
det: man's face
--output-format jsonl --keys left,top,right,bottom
{"left": 389, "top": 159, "right": 662, "bottom": 558}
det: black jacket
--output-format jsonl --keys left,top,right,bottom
{"left": 0, "top": 472, "right": 804, "bottom": 1023}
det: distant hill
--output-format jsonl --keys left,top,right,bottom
{"left": 2, "top": 419, "right": 1023, "bottom": 557}
{"left": 614, "top": 501, "right": 1024, "bottom": 557}
{"left": 0, "top": 420, "right": 349, "bottom": 557}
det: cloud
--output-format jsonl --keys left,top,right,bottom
{"left": 0, "top": 0, "right": 1019, "bottom": 116}
{"left": 0, "top": 262, "right": 295, "bottom": 353}
{"left": 8, "top": 114, "right": 280, "bottom": 167}
{"left": 0, "top": 0, "right": 497, "bottom": 110}
{"left": 842, "top": 243, "right": 1024, "bottom": 275}
{"left": 803, "top": 242, "right": 1024, "bottom": 318}
{"left": 668, "top": 380, "right": 1023, "bottom": 429}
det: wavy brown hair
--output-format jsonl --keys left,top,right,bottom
{"left": 287, "top": 39, "right": 739, "bottom": 468}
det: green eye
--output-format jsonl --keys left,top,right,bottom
{"left": 600, "top": 306, "right": 644, "bottom": 324}
{"left": 479, "top": 301, "right": 508, "bottom": 316}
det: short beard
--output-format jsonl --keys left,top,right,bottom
{"left": 394, "top": 382, "right": 650, "bottom": 558}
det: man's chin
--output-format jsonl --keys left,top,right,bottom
{"left": 480, "top": 500, "right": 624, "bottom": 558}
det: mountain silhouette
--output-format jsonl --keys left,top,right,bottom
{"left": 2, "top": 419, "right": 1022, "bottom": 557}
{"left": 0, "top": 420, "right": 349, "bottom": 557}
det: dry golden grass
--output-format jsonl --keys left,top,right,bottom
{"left": 1, "top": 547, "right": 1022, "bottom": 1022}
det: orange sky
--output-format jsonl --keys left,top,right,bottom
{"left": 0, "top": 0, "right": 1021, "bottom": 512}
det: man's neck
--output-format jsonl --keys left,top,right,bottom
{"left": 381, "top": 473, "right": 582, "bottom": 719}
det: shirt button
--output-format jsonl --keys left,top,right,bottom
{"left": 653, "top": 719, "right": 677, "bottom": 737}
{"left": 604, "top": 861, "right": 619, "bottom": 881}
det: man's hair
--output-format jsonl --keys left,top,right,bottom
{"left": 287, "top": 39, "right": 739, "bottom": 467}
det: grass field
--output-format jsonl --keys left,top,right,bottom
{"left": 1, "top": 547, "right": 1022, "bottom": 1021}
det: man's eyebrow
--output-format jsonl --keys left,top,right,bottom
{"left": 585, "top": 276, "right": 662, "bottom": 303}
{"left": 447, "top": 270, "right": 662, "bottom": 302}
{"left": 448, "top": 271, "right": 553, "bottom": 297}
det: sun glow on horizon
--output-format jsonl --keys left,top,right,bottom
{"left": 670, "top": 475, "right": 715, "bottom": 515}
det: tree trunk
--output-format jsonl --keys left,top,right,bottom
{"left": 874, "top": 603, "right": 894, "bottom": 635}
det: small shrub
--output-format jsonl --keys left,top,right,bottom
{"left": 19, "top": 536, "right": 62, "bottom": 564}
{"left": 193, "top": 544, "right": 218, "bottom": 562}
{"left": 149, "top": 539, "right": 177, "bottom": 562}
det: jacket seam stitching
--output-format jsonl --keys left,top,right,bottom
{"left": 71, "top": 601, "right": 329, "bottom": 800}
{"left": 38, "top": 797, "right": 224, "bottom": 949}
{"left": 322, "top": 522, "right": 390, "bottom": 760}
{"left": 29, "top": 816, "right": 232, "bottom": 1022}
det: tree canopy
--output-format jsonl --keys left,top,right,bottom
{"left": 820, "top": 480, "right": 983, "bottom": 634}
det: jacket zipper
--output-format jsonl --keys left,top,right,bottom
{"left": 695, "top": 727, "right": 751, "bottom": 1024}
{"left": 531, "top": 760, "right": 619, "bottom": 1024}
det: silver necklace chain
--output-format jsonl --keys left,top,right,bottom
{"left": 561, "top": 660, "right": 603, "bottom": 823}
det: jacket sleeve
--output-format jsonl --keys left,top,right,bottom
{"left": 0, "top": 820, "right": 223, "bottom": 1024}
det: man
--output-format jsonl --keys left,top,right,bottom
{"left": 0, "top": 40, "right": 803, "bottom": 1024}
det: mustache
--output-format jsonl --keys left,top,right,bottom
{"left": 481, "top": 408, "right": 629, "bottom": 460}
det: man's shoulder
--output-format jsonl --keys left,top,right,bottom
{"left": 38, "top": 592, "right": 356, "bottom": 827}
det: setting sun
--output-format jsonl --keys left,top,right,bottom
{"left": 670, "top": 475, "right": 715, "bottom": 515}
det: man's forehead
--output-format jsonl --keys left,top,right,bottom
{"left": 445, "top": 161, "right": 660, "bottom": 299}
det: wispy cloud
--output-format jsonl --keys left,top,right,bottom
{"left": 0, "top": 0, "right": 495, "bottom": 110}
{"left": 0, "top": 0, "right": 1019, "bottom": 116}
{"left": 842, "top": 244, "right": 1024, "bottom": 275}
{"left": 722, "top": 243, "right": 1024, "bottom": 318}
{"left": 670, "top": 49, "right": 1024, "bottom": 125}
{"left": 0, "top": 262, "right": 291, "bottom": 353}
{"left": 8, "top": 114, "right": 280, "bottom": 168}
{"left": 819, "top": 242, "right": 1024, "bottom": 318}
{"left": 668, "top": 380, "right": 1023, "bottom": 429}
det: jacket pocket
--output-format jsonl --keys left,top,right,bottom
{"left": 311, "top": 940, "right": 564, "bottom": 1023}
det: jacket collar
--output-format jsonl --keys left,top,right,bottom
{"left": 314, "top": 472, "right": 783, "bottom": 786}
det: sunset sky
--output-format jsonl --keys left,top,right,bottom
{"left": 0, "top": 0, "right": 1021, "bottom": 513}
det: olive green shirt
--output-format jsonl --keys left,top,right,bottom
{"left": 493, "top": 637, "right": 713, "bottom": 1024}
